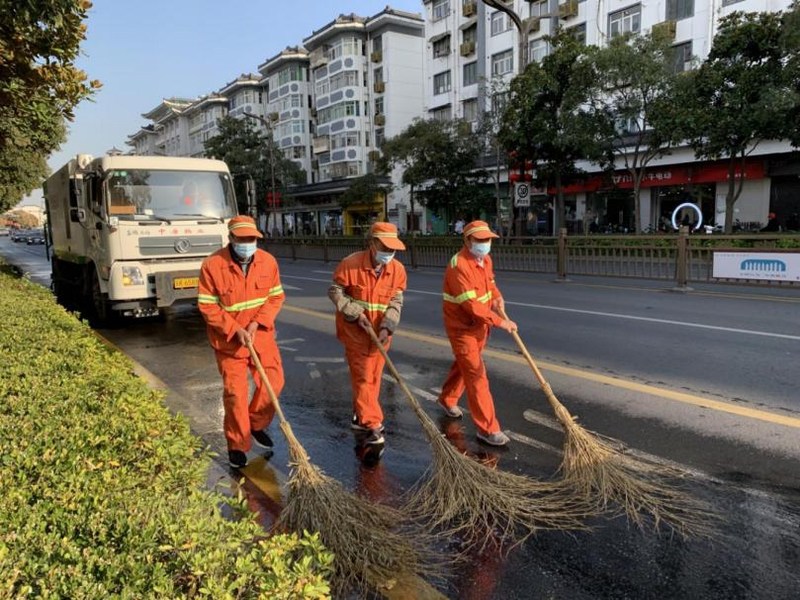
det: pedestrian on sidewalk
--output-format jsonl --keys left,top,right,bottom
{"left": 197, "top": 215, "right": 285, "bottom": 469}
{"left": 328, "top": 222, "right": 408, "bottom": 446}
{"left": 438, "top": 220, "right": 518, "bottom": 447}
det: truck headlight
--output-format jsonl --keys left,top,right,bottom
{"left": 121, "top": 266, "right": 144, "bottom": 286}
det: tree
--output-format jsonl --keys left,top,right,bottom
{"left": 381, "top": 119, "right": 490, "bottom": 229}
{"left": 782, "top": 2, "right": 800, "bottom": 147}
{"left": 678, "top": 10, "right": 793, "bottom": 233}
{"left": 0, "top": 0, "right": 100, "bottom": 211}
{"left": 478, "top": 76, "right": 511, "bottom": 237}
{"left": 204, "top": 116, "right": 304, "bottom": 218}
{"left": 501, "top": 30, "right": 608, "bottom": 234}
{"left": 589, "top": 31, "right": 686, "bottom": 233}
{"left": 339, "top": 173, "right": 389, "bottom": 216}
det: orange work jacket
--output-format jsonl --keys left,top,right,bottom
{"left": 197, "top": 246, "right": 284, "bottom": 357}
{"left": 442, "top": 247, "right": 504, "bottom": 335}
{"left": 332, "top": 250, "right": 407, "bottom": 350}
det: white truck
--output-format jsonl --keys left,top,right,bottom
{"left": 44, "top": 154, "right": 238, "bottom": 324}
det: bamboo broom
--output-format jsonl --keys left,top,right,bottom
{"left": 245, "top": 339, "right": 440, "bottom": 598}
{"left": 364, "top": 327, "right": 591, "bottom": 552}
{"left": 498, "top": 308, "right": 714, "bottom": 537}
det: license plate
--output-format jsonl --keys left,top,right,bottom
{"left": 173, "top": 277, "right": 199, "bottom": 290}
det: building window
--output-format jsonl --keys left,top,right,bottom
{"left": 372, "top": 35, "right": 382, "bottom": 53}
{"left": 528, "top": 0, "right": 547, "bottom": 17}
{"left": 278, "top": 65, "right": 304, "bottom": 85}
{"left": 463, "top": 24, "right": 477, "bottom": 45}
{"left": 569, "top": 23, "right": 587, "bottom": 45}
{"left": 463, "top": 61, "right": 478, "bottom": 86}
{"left": 609, "top": 5, "right": 641, "bottom": 39}
{"left": 671, "top": 41, "right": 692, "bottom": 73}
{"left": 666, "top": 0, "right": 694, "bottom": 20}
{"left": 431, "top": 106, "right": 452, "bottom": 121}
{"left": 432, "top": 0, "right": 450, "bottom": 21}
{"left": 434, "top": 70, "right": 452, "bottom": 95}
{"left": 722, "top": 0, "right": 744, "bottom": 4}
{"left": 490, "top": 11, "right": 509, "bottom": 36}
{"left": 374, "top": 67, "right": 383, "bottom": 84}
{"left": 462, "top": 98, "right": 478, "bottom": 123}
{"left": 375, "top": 96, "right": 384, "bottom": 115}
{"left": 528, "top": 39, "right": 548, "bottom": 64}
{"left": 433, "top": 35, "right": 451, "bottom": 58}
{"left": 491, "top": 49, "right": 513, "bottom": 76}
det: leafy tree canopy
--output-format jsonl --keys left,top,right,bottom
{"left": 204, "top": 116, "right": 305, "bottom": 215}
{"left": 339, "top": 172, "right": 389, "bottom": 210}
{"left": 381, "top": 118, "right": 490, "bottom": 220}
{"left": 0, "top": 0, "right": 99, "bottom": 211}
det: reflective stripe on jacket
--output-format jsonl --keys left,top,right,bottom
{"left": 198, "top": 246, "right": 284, "bottom": 357}
{"left": 442, "top": 247, "right": 504, "bottom": 334}
{"left": 329, "top": 250, "right": 407, "bottom": 350}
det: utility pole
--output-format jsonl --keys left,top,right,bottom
{"left": 243, "top": 111, "right": 277, "bottom": 232}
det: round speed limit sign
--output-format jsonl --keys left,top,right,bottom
{"left": 514, "top": 182, "right": 531, "bottom": 207}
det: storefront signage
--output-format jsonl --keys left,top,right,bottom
{"left": 713, "top": 252, "right": 800, "bottom": 281}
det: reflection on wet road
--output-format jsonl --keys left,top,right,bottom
{"left": 101, "top": 302, "right": 800, "bottom": 600}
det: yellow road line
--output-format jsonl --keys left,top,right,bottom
{"left": 283, "top": 304, "right": 800, "bottom": 430}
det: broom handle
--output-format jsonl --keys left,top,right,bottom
{"left": 364, "top": 326, "right": 427, "bottom": 415}
{"left": 497, "top": 307, "right": 572, "bottom": 423}
{"left": 245, "top": 338, "right": 289, "bottom": 426}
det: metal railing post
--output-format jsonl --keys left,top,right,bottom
{"left": 555, "top": 227, "right": 569, "bottom": 282}
{"left": 409, "top": 232, "right": 418, "bottom": 269}
{"left": 323, "top": 234, "right": 329, "bottom": 263}
{"left": 291, "top": 236, "right": 297, "bottom": 262}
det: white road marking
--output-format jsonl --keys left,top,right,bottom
{"left": 295, "top": 357, "right": 345, "bottom": 363}
{"left": 282, "top": 284, "right": 302, "bottom": 291}
{"left": 506, "top": 431, "right": 563, "bottom": 455}
{"left": 523, "top": 409, "right": 562, "bottom": 432}
{"left": 276, "top": 337, "right": 304, "bottom": 345}
{"left": 312, "top": 270, "right": 333, "bottom": 275}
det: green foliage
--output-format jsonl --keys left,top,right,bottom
{"left": 782, "top": 2, "right": 800, "bottom": 146}
{"left": 677, "top": 10, "right": 794, "bottom": 232}
{"left": 339, "top": 173, "right": 388, "bottom": 210}
{"left": 0, "top": 0, "right": 100, "bottom": 211}
{"left": 381, "top": 118, "right": 491, "bottom": 221}
{"left": 501, "top": 30, "right": 609, "bottom": 232}
{"left": 204, "top": 116, "right": 305, "bottom": 215}
{"left": 0, "top": 268, "right": 333, "bottom": 598}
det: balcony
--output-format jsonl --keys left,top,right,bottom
{"left": 462, "top": 0, "right": 476, "bottom": 17}
{"left": 373, "top": 81, "right": 385, "bottom": 94}
{"left": 309, "top": 48, "right": 328, "bottom": 69}
{"left": 368, "top": 150, "right": 381, "bottom": 162}
{"left": 652, "top": 20, "right": 677, "bottom": 41}
{"left": 312, "top": 136, "right": 329, "bottom": 154}
{"left": 523, "top": 16, "right": 541, "bottom": 33}
{"left": 374, "top": 113, "right": 386, "bottom": 127}
{"left": 460, "top": 40, "right": 475, "bottom": 57}
{"left": 371, "top": 50, "right": 383, "bottom": 63}
{"left": 559, "top": 0, "right": 578, "bottom": 20}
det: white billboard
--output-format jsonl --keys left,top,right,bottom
{"left": 712, "top": 252, "right": 800, "bottom": 281}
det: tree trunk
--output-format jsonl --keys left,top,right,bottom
{"left": 632, "top": 171, "right": 643, "bottom": 235}
{"left": 554, "top": 170, "right": 563, "bottom": 235}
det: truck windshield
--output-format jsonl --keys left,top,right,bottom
{"left": 105, "top": 170, "right": 236, "bottom": 221}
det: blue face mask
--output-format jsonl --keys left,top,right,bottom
{"left": 469, "top": 241, "right": 491, "bottom": 258}
{"left": 375, "top": 250, "right": 395, "bottom": 265}
{"left": 232, "top": 242, "right": 257, "bottom": 260}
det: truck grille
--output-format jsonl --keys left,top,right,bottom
{"left": 138, "top": 235, "right": 223, "bottom": 257}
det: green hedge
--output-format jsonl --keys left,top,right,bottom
{"left": 0, "top": 266, "right": 333, "bottom": 599}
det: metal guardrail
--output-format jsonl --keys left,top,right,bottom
{"left": 262, "top": 230, "right": 800, "bottom": 288}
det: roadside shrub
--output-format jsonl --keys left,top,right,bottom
{"left": 0, "top": 269, "right": 333, "bottom": 599}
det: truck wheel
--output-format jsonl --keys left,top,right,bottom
{"left": 88, "top": 268, "right": 117, "bottom": 327}
{"left": 52, "top": 258, "right": 77, "bottom": 311}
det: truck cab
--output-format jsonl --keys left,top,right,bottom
{"left": 45, "top": 154, "right": 237, "bottom": 324}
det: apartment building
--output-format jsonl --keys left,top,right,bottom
{"left": 184, "top": 94, "right": 229, "bottom": 158}
{"left": 130, "top": 98, "right": 193, "bottom": 157}
{"left": 422, "top": 0, "right": 798, "bottom": 233}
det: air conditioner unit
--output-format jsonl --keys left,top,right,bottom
{"left": 374, "top": 81, "right": 385, "bottom": 94}
{"left": 558, "top": 0, "right": 578, "bottom": 20}
{"left": 368, "top": 150, "right": 381, "bottom": 162}
{"left": 652, "top": 20, "right": 677, "bottom": 40}
{"left": 462, "top": 1, "right": 476, "bottom": 17}
{"left": 374, "top": 113, "right": 386, "bottom": 126}
{"left": 371, "top": 50, "right": 383, "bottom": 63}
{"left": 523, "top": 17, "right": 541, "bottom": 33}
{"left": 460, "top": 41, "right": 475, "bottom": 57}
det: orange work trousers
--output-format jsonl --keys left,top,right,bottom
{"left": 345, "top": 344, "right": 388, "bottom": 430}
{"left": 214, "top": 336, "right": 284, "bottom": 453}
{"left": 440, "top": 329, "right": 501, "bottom": 436}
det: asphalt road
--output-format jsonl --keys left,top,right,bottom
{"left": 2, "top": 238, "right": 799, "bottom": 599}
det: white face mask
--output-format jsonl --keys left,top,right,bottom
{"left": 232, "top": 242, "right": 257, "bottom": 260}
{"left": 469, "top": 241, "right": 491, "bottom": 258}
{"left": 375, "top": 250, "right": 395, "bottom": 265}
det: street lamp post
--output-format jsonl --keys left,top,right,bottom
{"left": 242, "top": 111, "right": 277, "bottom": 232}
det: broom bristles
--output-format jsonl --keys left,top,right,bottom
{"left": 403, "top": 404, "right": 593, "bottom": 552}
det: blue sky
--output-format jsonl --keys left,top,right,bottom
{"left": 20, "top": 0, "right": 423, "bottom": 206}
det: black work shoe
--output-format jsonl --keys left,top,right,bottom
{"left": 364, "top": 429, "right": 385, "bottom": 446}
{"left": 228, "top": 450, "right": 248, "bottom": 469}
{"left": 252, "top": 428, "right": 273, "bottom": 449}
{"left": 351, "top": 414, "right": 385, "bottom": 433}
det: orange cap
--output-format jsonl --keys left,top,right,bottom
{"left": 369, "top": 222, "right": 406, "bottom": 250}
{"left": 228, "top": 215, "right": 263, "bottom": 239}
{"left": 463, "top": 220, "right": 499, "bottom": 240}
